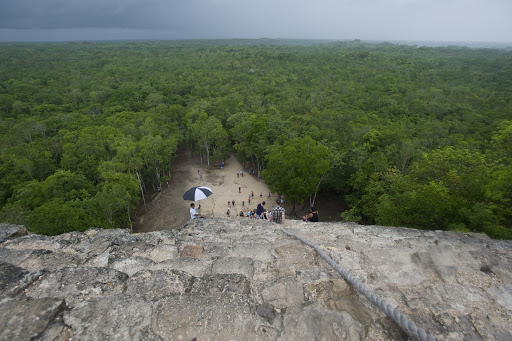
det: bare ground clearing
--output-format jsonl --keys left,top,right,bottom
{"left": 133, "top": 149, "right": 345, "bottom": 233}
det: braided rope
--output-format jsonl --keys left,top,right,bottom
{"left": 280, "top": 227, "right": 438, "bottom": 341}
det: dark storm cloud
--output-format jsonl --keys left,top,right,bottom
{"left": 0, "top": 0, "right": 511, "bottom": 43}
{"left": 0, "top": 0, "right": 179, "bottom": 29}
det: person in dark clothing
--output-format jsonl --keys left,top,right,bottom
{"left": 302, "top": 207, "right": 319, "bottom": 222}
{"left": 256, "top": 201, "right": 266, "bottom": 219}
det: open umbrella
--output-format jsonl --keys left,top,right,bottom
{"left": 183, "top": 186, "right": 213, "bottom": 201}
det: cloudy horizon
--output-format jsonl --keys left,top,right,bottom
{"left": 0, "top": 0, "right": 511, "bottom": 44}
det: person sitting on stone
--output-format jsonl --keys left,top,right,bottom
{"left": 302, "top": 207, "right": 319, "bottom": 222}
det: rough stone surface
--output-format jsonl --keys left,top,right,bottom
{"left": 0, "top": 224, "right": 28, "bottom": 243}
{"left": 0, "top": 220, "right": 511, "bottom": 340}
{"left": 179, "top": 244, "right": 204, "bottom": 258}
{"left": 0, "top": 297, "right": 65, "bottom": 341}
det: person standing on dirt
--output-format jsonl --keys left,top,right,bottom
{"left": 270, "top": 200, "right": 285, "bottom": 224}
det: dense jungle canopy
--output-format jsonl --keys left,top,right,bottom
{"left": 0, "top": 39, "right": 511, "bottom": 239}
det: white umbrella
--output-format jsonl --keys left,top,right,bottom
{"left": 183, "top": 186, "right": 213, "bottom": 201}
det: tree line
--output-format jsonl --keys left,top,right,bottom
{"left": 0, "top": 40, "right": 511, "bottom": 239}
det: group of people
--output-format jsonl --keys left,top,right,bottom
{"left": 239, "top": 201, "right": 270, "bottom": 220}
{"left": 189, "top": 162, "right": 319, "bottom": 224}
{"left": 235, "top": 200, "right": 286, "bottom": 224}
{"left": 193, "top": 201, "right": 318, "bottom": 224}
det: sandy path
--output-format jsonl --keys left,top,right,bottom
{"left": 133, "top": 150, "right": 275, "bottom": 232}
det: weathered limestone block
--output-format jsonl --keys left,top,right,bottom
{"left": 0, "top": 261, "right": 43, "bottom": 298}
{"left": 486, "top": 284, "right": 512, "bottom": 313}
{"left": 18, "top": 251, "right": 83, "bottom": 271}
{"left": 202, "top": 242, "right": 231, "bottom": 258}
{"left": 363, "top": 246, "right": 430, "bottom": 287}
{"left": 253, "top": 260, "right": 270, "bottom": 281}
{"left": 279, "top": 303, "right": 367, "bottom": 341}
{"left": 0, "top": 297, "right": 65, "bottom": 341}
{"left": 63, "top": 295, "right": 155, "bottom": 341}
{"left": 109, "top": 256, "right": 155, "bottom": 276}
{"left": 152, "top": 294, "right": 278, "bottom": 340}
{"left": 260, "top": 277, "right": 304, "bottom": 309}
{"left": 230, "top": 241, "right": 276, "bottom": 263}
{"left": 152, "top": 257, "right": 213, "bottom": 277}
{"left": 37, "top": 316, "right": 72, "bottom": 341}
{"left": 179, "top": 244, "right": 204, "bottom": 258}
{"left": 2, "top": 234, "right": 64, "bottom": 252}
{"left": 85, "top": 251, "right": 110, "bottom": 267}
{"left": 190, "top": 274, "right": 251, "bottom": 296}
{"left": 0, "top": 224, "right": 27, "bottom": 243}
{"left": 25, "top": 267, "right": 128, "bottom": 308}
{"left": 51, "top": 231, "right": 91, "bottom": 258}
{"left": 146, "top": 244, "right": 179, "bottom": 262}
{"left": 125, "top": 269, "right": 194, "bottom": 299}
{"left": 272, "top": 241, "right": 317, "bottom": 277}
{"left": 0, "top": 248, "right": 50, "bottom": 267}
{"left": 114, "top": 240, "right": 158, "bottom": 258}
{"left": 213, "top": 256, "right": 254, "bottom": 278}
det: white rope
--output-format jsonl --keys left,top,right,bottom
{"left": 280, "top": 227, "right": 438, "bottom": 341}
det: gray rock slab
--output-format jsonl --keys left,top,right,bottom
{"left": 19, "top": 251, "right": 82, "bottom": 271}
{"left": 212, "top": 256, "right": 254, "bottom": 278}
{"left": 179, "top": 244, "right": 204, "bottom": 258}
{"left": 152, "top": 257, "right": 213, "bottom": 278}
{"left": 273, "top": 241, "right": 317, "bottom": 276}
{"left": 63, "top": 295, "right": 155, "bottom": 341}
{"left": 146, "top": 244, "right": 179, "bottom": 262}
{"left": 230, "top": 241, "right": 276, "bottom": 263}
{"left": 109, "top": 256, "right": 155, "bottom": 276}
{"left": 0, "top": 224, "right": 28, "bottom": 243}
{"left": 260, "top": 277, "right": 304, "bottom": 309}
{"left": 85, "top": 251, "right": 110, "bottom": 267}
{"left": 190, "top": 274, "right": 251, "bottom": 296}
{"left": 0, "top": 261, "right": 43, "bottom": 298}
{"left": 279, "top": 303, "right": 371, "bottom": 341}
{"left": 125, "top": 269, "right": 194, "bottom": 299}
{"left": 152, "top": 294, "right": 278, "bottom": 340}
{"left": 486, "top": 284, "right": 512, "bottom": 313}
{"left": 0, "top": 297, "right": 64, "bottom": 341}
{"left": 25, "top": 267, "right": 128, "bottom": 308}
{"left": 2, "top": 234, "right": 63, "bottom": 252}
{"left": 0, "top": 262, "right": 29, "bottom": 293}
{"left": 0, "top": 247, "right": 50, "bottom": 267}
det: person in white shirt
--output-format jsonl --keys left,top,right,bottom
{"left": 190, "top": 203, "right": 201, "bottom": 219}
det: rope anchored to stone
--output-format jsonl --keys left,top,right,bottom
{"left": 280, "top": 227, "right": 438, "bottom": 341}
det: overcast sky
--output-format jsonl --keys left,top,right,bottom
{"left": 0, "top": 0, "right": 510, "bottom": 43}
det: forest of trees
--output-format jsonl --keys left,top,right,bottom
{"left": 0, "top": 39, "right": 511, "bottom": 239}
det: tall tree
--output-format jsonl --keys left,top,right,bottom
{"left": 262, "top": 136, "right": 329, "bottom": 214}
